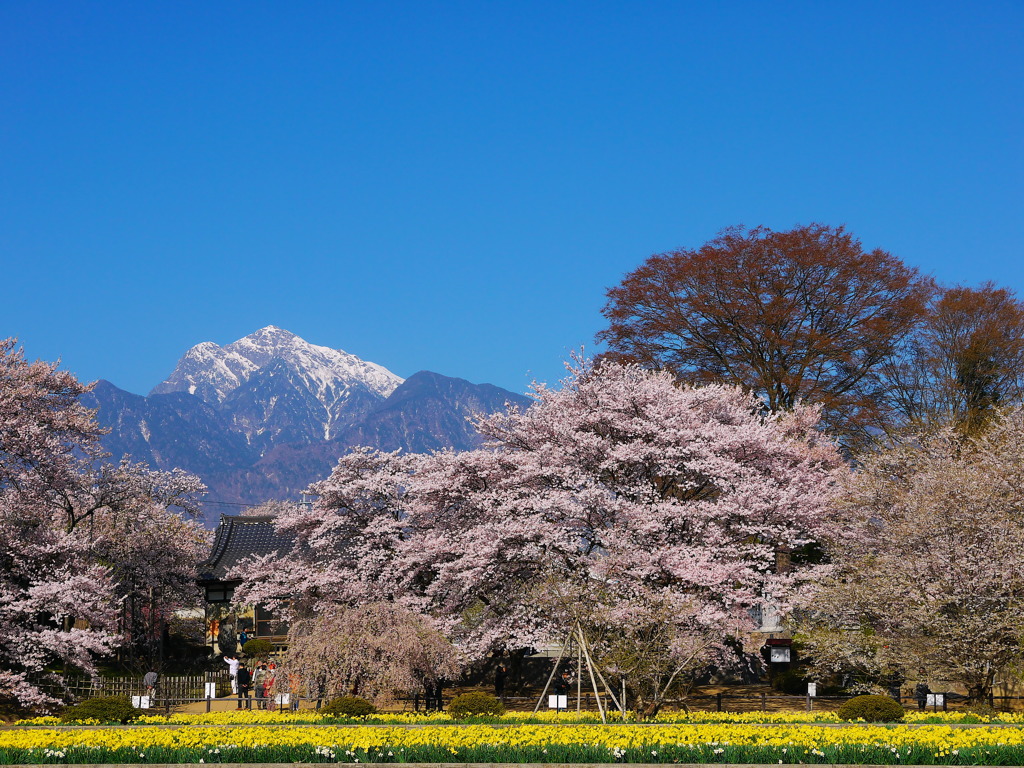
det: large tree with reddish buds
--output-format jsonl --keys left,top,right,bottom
{"left": 797, "top": 409, "right": 1024, "bottom": 703}
{"left": 597, "top": 224, "right": 934, "bottom": 448}
{"left": 879, "top": 282, "right": 1024, "bottom": 437}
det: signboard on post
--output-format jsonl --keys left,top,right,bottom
{"left": 807, "top": 683, "right": 817, "bottom": 698}
{"left": 275, "top": 693, "right": 291, "bottom": 708}
{"left": 769, "top": 647, "right": 791, "bottom": 663}
{"left": 131, "top": 695, "right": 151, "bottom": 709}
{"left": 927, "top": 693, "right": 945, "bottom": 708}
{"left": 548, "top": 694, "right": 568, "bottom": 710}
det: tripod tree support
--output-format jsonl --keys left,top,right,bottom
{"left": 533, "top": 620, "right": 624, "bottom": 724}
{"left": 532, "top": 626, "right": 574, "bottom": 714}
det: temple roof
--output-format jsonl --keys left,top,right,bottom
{"left": 200, "top": 514, "right": 291, "bottom": 582}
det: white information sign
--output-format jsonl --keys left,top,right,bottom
{"left": 131, "top": 695, "right": 151, "bottom": 709}
{"left": 769, "top": 647, "right": 791, "bottom": 663}
{"left": 204, "top": 682, "right": 217, "bottom": 698}
{"left": 275, "top": 693, "right": 291, "bottom": 707}
{"left": 926, "top": 693, "right": 945, "bottom": 707}
{"left": 807, "top": 683, "right": 817, "bottom": 698}
{"left": 547, "top": 694, "right": 568, "bottom": 710}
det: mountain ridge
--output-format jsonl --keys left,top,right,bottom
{"left": 84, "top": 327, "right": 530, "bottom": 523}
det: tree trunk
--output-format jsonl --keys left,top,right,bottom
{"left": 968, "top": 672, "right": 995, "bottom": 706}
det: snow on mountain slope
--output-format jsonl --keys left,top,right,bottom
{"left": 153, "top": 326, "right": 402, "bottom": 400}
{"left": 150, "top": 326, "right": 404, "bottom": 442}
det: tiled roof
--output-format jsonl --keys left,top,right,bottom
{"left": 200, "top": 514, "right": 290, "bottom": 582}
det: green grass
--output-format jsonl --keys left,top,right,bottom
{"left": 3, "top": 742, "right": 1024, "bottom": 765}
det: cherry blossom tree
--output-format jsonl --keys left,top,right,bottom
{"left": 46, "top": 457, "right": 207, "bottom": 672}
{"left": 92, "top": 491, "right": 209, "bottom": 671}
{"left": 0, "top": 339, "right": 208, "bottom": 706}
{"left": 400, "top": 359, "right": 845, "bottom": 714}
{"left": 0, "top": 495, "right": 117, "bottom": 709}
{"left": 280, "top": 603, "right": 460, "bottom": 705}
{"left": 238, "top": 359, "right": 844, "bottom": 714}
{"left": 232, "top": 448, "right": 413, "bottom": 620}
{"left": 0, "top": 340, "right": 116, "bottom": 708}
{"left": 797, "top": 410, "right": 1024, "bottom": 703}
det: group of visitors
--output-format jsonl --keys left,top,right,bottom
{"left": 224, "top": 653, "right": 278, "bottom": 709}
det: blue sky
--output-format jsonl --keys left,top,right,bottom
{"left": 2, "top": 1, "right": 1022, "bottom": 395}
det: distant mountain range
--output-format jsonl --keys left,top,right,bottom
{"left": 82, "top": 327, "right": 531, "bottom": 524}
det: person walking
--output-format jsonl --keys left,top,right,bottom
{"left": 253, "top": 663, "right": 268, "bottom": 709}
{"left": 552, "top": 670, "right": 570, "bottom": 712}
{"left": 265, "top": 665, "right": 277, "bottom": 711}
{"left": 236, "top": 662, "right": 252, "bottom": 709}
{"left": 915, "top": 680, "right": 931, "bottom": 711}
{"left": 224, "top": 654, "right": 240, "bottom": 694}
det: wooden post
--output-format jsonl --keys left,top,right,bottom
{"left": 577, "top": 624, "right": 607, "bottom": 724}
{"left": 576, "top": 627, "right": 624, "bottom": 715}
{"left": 761, "top": 692, "right": 766, "bottom": 711}
{"left": 576, "top": 641, "right": 582, "bottom": 713}
{"left": 716, "top": 692, "right": 722, "bottom": 712}
{"left": 533, "top": 627, "right": 574, "bottom": 714}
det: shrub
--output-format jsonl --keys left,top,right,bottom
{"left": 59, "top": 695, "right": 141, "bottom": 724}
{"left": 242, "top": 638, "right": 275, "bottom": 658}
{"left": 320, "top": 696, "right": 376, "bottom": 718}
{"left": 447, "top": 691, "right": 506, "bottom": 718}
{"left": 837, "top": 694, "right": 905, "bottom": 722}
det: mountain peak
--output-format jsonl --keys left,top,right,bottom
{"left": 245, "top": 325, "right": 298, "bottom": 342}
{"left": 150, "top": 327, "right": 404, "bottom": 407}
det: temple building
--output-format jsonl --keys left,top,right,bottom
{"left": 199, "top": 514, "right": 290, "bottom": 654}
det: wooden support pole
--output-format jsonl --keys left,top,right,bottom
{"left": 577, "top": 626, "right": 624, "bottom": 716}
{"left": 576, "top": 623, "right": 607, "bottom": 724}
{"left": 576, "top": 640, "right": 582, "bottom": 713}
{"left": 533, "top": 627, "right": 574, "bottom": 714}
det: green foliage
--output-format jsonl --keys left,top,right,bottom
{"left": 241, "top": 638, "right": 274, "bottom": 658}
{"left": 320, "top": 696, "right": 377, "bottom": 718}
{"left": 59, "top": 696, "right": 141, "bottom": 724}
{"left": 11, "top": 741, "right": 1024, "bottom": 765}
{"left": 964, "top": 703, "right": 1000, "bottom": 720}
{"left": 446, "top": 691, "right": 506, "bottom": 718}
{"left": 837, "top": 694, "right": 905, "bottom": 722}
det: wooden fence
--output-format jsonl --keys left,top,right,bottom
{"left": 38, "top": 671, "right": 231, "bottom": 703}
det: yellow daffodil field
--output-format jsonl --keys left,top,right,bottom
{"left": 7, "top": 721, "right": 1024, "bottom": 764}
{"left": 17, "top": 708, "right": 1024, "bottom": 727}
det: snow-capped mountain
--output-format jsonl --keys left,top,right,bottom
{"left": 84, "top": 327, "right": 531, "bottom": 524}
{"left": 151, "top": 326, "right": 404, "bottom": 445}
